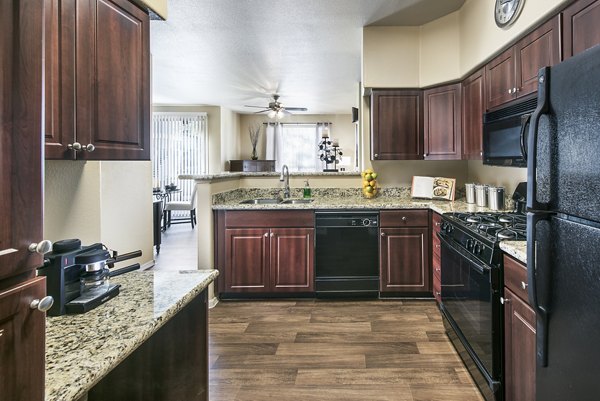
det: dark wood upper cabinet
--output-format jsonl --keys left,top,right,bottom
{"left": 486, "top": 16, "right": 560, "bottom": 110}
{"left": 1, "top": 0, "right": 44, "bottom": 282}
{"left": 371, "top": 90, "right": 423, "bottom": 160}
{"left": 423, "top": 83, "right": 462, "bottom": 160}
{"left": 462, "top": 68, "right": 485, "bottom": 160}
{"left": 562, "top": 0, "right": 600, "bottom": 59}
{"left": 44, "top": 0, "right": 150, "bottom": 160}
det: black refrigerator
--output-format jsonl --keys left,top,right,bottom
{"left": 527, "top": 45, "right": 600, "bottom": 401}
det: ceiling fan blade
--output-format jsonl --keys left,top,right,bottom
{"left": 253, "top": 110, "right": 269, "bottom": 114}
{"left": 244, "top": 105, "right": 268, "bottom": 108}
{"left": 284, "top": 107, "right": 308, "bottom": 111}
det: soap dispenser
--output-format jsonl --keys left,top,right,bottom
{"left": 303, "top": 180, "right": 311, "bottom": 198}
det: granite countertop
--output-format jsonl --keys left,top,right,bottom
{"left": 45, "top": 269, "right": 218, "bottom": 401}
{"left": 500, "top": 241, "right": 527, "bottom": 264}
{"left": 180, "top": 171, "right": 360, "bottom": 182}
{"left": 211, "top": 187, "right": 527, "bottom": 264}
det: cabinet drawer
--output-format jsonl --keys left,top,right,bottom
{"left": 433, "top": 277, "right": 441, "bottom": 303}
{"left": 225, "top": 210, "right": 314, "bottom": 228}
{"left": 432, "top": 232, "right": 441, "bottom": 258}
{"left": 504, "top": 254, "right": 529, "bottom": 302}
{"left": 432, "top": 212, "right": 442, "bottom": 232}
{"left": 380, "top": 210, "right": 429, "bottom": 227}
{"left": 432, "top": 254, "right": 441, "bottom": 277}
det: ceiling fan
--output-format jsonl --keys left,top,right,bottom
{"left": 244, "top": 94, "right": 308, "bottom": 119}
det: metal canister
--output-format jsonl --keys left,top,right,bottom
{"left": 465, "top": 183, "right": 476, "bottom": 204}
{"left": 475, "top": 184, "right": 488, "bottom": 207}
{"left": 488, "top": 186, "right": 505, "bottom": 211}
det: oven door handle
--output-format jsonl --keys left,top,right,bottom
{"left": 437, "top": 232, "right": 491, "bottom": 275}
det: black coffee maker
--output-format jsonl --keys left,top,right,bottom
{"left": 37, "top": 239, "right": 141, "bottom": 316}
{"left": 512, "top": 182, "right": 528, "bottom": 214}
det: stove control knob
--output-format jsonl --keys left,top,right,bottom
{"left": 362, "top": 219, "right": 371, "bottom": 227}
{"left": 474, "top": 242, "right": 482, "bottom": 254}
{"left": 466, "top": 239, "right": 473, "bottom": 250}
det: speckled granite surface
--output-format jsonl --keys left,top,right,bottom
{"left": 180, "top": 171, "right": 360, "bottom": 182}
{"left": 45, "top": 269, "right": 218, "bottom": 401}
{"left": 500, "top": 241, "right": 527, "bottom": 264}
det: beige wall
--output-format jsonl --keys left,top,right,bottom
{"left": 419, "top": 11, "right": 461, "bottom": 87}
{"left": 44, "top": 160, "right": 153, "bottom": 267}
{"left": 459, "top": 0, "right": 570, "bottom": 74}
{"left": 237, "top": 114, "right": 357, "bottom": 171}
{"left": 363, "top": 26, "right": 420, "bottom": 88}
{"left": 467, "top": 161, "right": 527, "bottom": 195}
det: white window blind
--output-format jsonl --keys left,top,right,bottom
{"left": 152, "top": 113, "right": 207, "bottom": 203}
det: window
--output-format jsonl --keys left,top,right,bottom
{"left": 266, "top": 123, "right": 326, "bottom": 172}
{"left": 152, "top": 113, "right": 207, "bottom": 203}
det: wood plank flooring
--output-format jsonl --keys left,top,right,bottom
{"left": 209, "top": 299, "right": 485, "bottom": 401}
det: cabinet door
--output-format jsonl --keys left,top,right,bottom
{"left": 462, "top": 68, "right": 485, "bottom": 160}
{"left": 270, "top": 228, "right": 314, "bottom": 292}
{"left": 515, "top": 16, "right": 560, "bottom": 97}
{"left": 225, "top": 229, "right": 270, "bottom": 293}
{"left": 75, "top": 0, "right": 150, "bottom": 160}
{"left": 380, "top": 227, "right": 430, "bottom": 293}
{"left": 44, "top": 0, "right": 76, "bottom": 159}
{"left": 0, "top": 0, "right": 44, "bottom": 280}
{"left": 504, "top": 288, "right": 536, "bottom": 401}
{"left": 0, "top": 277, "right": 46, "bottom": 401}
{"left": 485, "top": 47, "right": 516, "bottom": 110}
{"left": 563, "top": 0, "right": 600, "bottom": 59}
{"left": 371, "top": 90, "right": 423, "bottom": 160}
{"left": 423, "top": 84, "right": 462, "bottom": 160}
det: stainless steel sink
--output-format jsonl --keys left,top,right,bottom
{"left": 279, "top": 199, "right": 314, "bottom": 204}
{"left": 239, "top": 198, "right": 282, "bottom": 205}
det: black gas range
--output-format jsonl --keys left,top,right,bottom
{"left": 437, "top": 209, "right": 527, "bottom": 401}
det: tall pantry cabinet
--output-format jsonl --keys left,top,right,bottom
{"left": 1, "top": 2, "right": 48, "bottom": 400}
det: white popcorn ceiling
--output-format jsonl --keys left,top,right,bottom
{"left": 150, "top": 0, "right": 465, "bottom": 114}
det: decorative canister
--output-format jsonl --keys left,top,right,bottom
{"left": 475, "top": 184, "right": 488, "bottom": 207}
{"left": 488, "top": 186, "right": 506, "bottom": 211}
{"left": 465, "top": 183, "right": 476, "bottom": 204}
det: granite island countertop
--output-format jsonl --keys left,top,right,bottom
{"left": 211, "top": 188, "right": 527, "bottom": 264}
{"left": 45, "top": 269, "right": 218, "bottom": 401}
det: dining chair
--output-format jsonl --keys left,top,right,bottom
{"left": 163, "top": 186, "right": 197, "bottom": 229}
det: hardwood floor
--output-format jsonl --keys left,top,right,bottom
{"left": 209, "top": 300, "right": 485, "bottom": 401}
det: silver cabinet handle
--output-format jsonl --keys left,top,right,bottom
{"left": 507, "top": 88, "right": 512, "bottom": 94}
{"left": 480, "top": 151, "right": 483, "bottom": 156}
{"left": 264, "top": 233, "right": 268, "bottom": 237}
{"left": 500, "top": 297, "right": 511, "bottom": 304}
{"left": 401, "top": 216, "right": 407, "bottom": 222}
{"left": 435, "top": 268, "right": 441, "bottom": 272}
{"left": 28, "top": 240, "right": 52, "bottom": 255}
{"left": 521, "top": 281, "right": 528, "bottom": 290}
{"left": 0, "top": 329, "right": 4, "bottom": 337}
{"left": 68, "top": 142, "right": 95, "bottom": 152}
{"left": 380, "top": 232, "right": 385, "bottom": 237}
{"left": 514, "top": 87, "right": 519, "bottom": 93}
{"left": 435, "top": 244, "right": 440, "bottom": 249}
{"left": 435, "top": 291, "right": 441, "bottom": 296}
{"left": 30, "top": 296, "right": 54, "bottom": 312}
{"left": 270, "top": 232, "right": 274, "bottom": 238}
{"left": 435, "top": 222, "right": 441, "bottom": 227}
{"left": 374, "top": 153, "right": 379, "bottom": 159}
{"left": 424, "top": 153, "right": 428, "bottom": 157}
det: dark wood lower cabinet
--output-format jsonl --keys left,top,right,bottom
{"left": 504, "top": 287, "right": 536, "bottom": 401}
{"left": 0, "top": 277, "right": 46, "bottom": 401}
{"left": 88, "top": 289, "right": 208, "bottom": 401}
{"left": 221, "top": 214, "right": 315, "bottom": 295}
{"left": 380, "top": 227, "right": 430, "bottom": 294}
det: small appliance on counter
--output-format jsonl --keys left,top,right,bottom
{"left": 37, "top": 239, "right": 141, "bottom": 316}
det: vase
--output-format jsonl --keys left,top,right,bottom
{"left": 251, "top": 146, "right": 258, "bottom": 160}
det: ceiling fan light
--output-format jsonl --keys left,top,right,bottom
{"left": 267, "top": 110, "right": 277, "bottom": 119}
{"left": 276, "top": 110, "right": 285, "bottom": 119}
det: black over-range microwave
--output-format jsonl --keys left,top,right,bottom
{"left": 482, "top": 96, "right": 537, "bottom": 167}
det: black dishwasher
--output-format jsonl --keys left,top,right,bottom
{"left": 315, "top": 211, "right": 379, "bottom": 297}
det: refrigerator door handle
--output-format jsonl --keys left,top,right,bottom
{"left": 519, "top": 113, "right": 531, "bottom": 161}
{"left": 527, "top": 67, "right": 550, "bottom": 212}
{"left": 527, "top": 212, "right": 552, "bottom": 367}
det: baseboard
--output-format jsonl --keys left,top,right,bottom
{"left": 208, "top": 296, "right": 219, "bottom": 309}
{"left": 140, "top": 260, "right": 155, "bottom": 271}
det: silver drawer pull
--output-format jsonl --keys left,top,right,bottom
{"left": 500, "top": 297, "right": 511, "bottom": 304}
{"left": 521, "top": 281, "right": 528, "bottom": 290}
{"left": 0, "top": 329, "right": 4, "bottom": 337}
{"left": 401, "top": 216, "right": 407, "bottom": 222}
{"left": 28, "top": 240, "right": 52, "bottom": 255}
{"left": 30, "top": 296, "right": 54, "bottom": 312}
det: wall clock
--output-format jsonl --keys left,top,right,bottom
{"left": 495, "top": 0, "right": 525, "bottom": 28}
